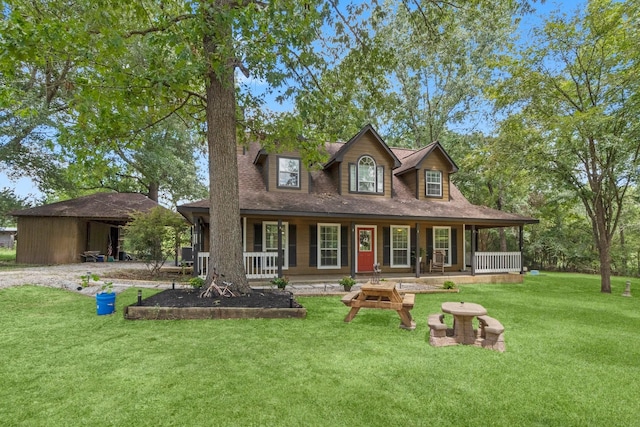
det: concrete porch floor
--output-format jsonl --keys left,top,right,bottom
{"left": 249, "top": 271, "right": 523, "bottom": 295}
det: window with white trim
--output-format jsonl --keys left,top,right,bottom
{"left": 391, "top": 226, "right": 410, "bottom": 267}
{"left": 277, "top": 157, "right": 300, "bottom": 188}
{"left": 349, "top": 156, "right": 384, "bottom": 194}
{"left": 263, "top": 222, "right": 288, "bottom": 269}
{"left": 318, "top": 223, "right": 340, "bottom": 268}
{"left": 433, "top": 226, "right": 450, "bottom": 265}
{"left": 425, "top": 170, "right": 442, "bottom": 197}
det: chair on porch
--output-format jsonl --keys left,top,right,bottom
{"left": 429, "top": 250, "right": 445, "bottom": 274}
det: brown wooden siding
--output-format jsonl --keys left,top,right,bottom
{"left": 87, "top": 221, "right": 112, "bottom": 254}
{"left": 16, "top": 217, "right": 85, "bottom": 264}
{"left": 240, "top": 216, "right": 465, "bottom": 276}
{"left": 419, "top": 151, "right": 451, "bottom": 201}
{"left": 265, "top": 152, "right": 309, "bottom": 193}
{"left": 16, "top": 217, "right": 119, "bottom": 264}
{"left": 339, "top": 134, "right": 395, "bottom": 197}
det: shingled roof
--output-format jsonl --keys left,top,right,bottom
{"left": 393, "top": 142, "right": 459, "bottom": 176}
{"left": 178, "top": 142, "right": 537, "bottom": 227}
{"left": 12, "top": 192, "right": 158, "bottom": 220}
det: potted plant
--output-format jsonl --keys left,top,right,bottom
{"left": 80, "top": 273, "right": 116, "bottom": 315}
{"left": 339, "top": 276, "right": 356, "bottom": 291}
{"left": 271, "top": 276, "right": 289, "bottom": 290}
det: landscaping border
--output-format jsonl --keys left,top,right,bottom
{"left": 124, "top": 305, "right": 307, "bottom": 320}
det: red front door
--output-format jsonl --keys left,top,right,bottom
{"left": 357, "top": 227, "right": 375, "bottom": 272}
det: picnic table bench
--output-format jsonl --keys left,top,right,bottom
{"left": 426, "top": 303, "right": 506, "bottom": 352}
{"left": 80, "top": 251, "right": 100, "bottom": 262}
{"left": 341, "top": 282, "right": 416, "bottom": 330}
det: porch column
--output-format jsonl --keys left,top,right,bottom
{"left": 277, "top": 219, "right": 283, "bottom": 278}
{"left": 350, "top": 222, "right": 356, "bottom": 278}
{"left": 462, "top": 224, "right": 467, "bottom": 272}
{"left": 519, "top": 225, "right": 524, "bottom": 274}
{"left": 471, "top": 225, "right": 476, "bottom": 276}
{"left": 415, "top": 222, "right": 420, "bottom": 278}
{"left": 192, "top": 219, "right": 200, "bottom": 277}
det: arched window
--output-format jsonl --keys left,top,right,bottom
{"left": 349, "top": 155, "right": 384, "bottom": 193}
{"left": 358, "top": 156, "right": 376, "bottom": 192}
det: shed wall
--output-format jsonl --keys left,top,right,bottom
{"left": 16, "top": 217, "right": 85, "bottom": 264}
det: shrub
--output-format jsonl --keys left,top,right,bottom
{"left": 123, "top": 207, "right": 189, "bottom": 276}
{"left": 271, "top": 277, "right": 289, "bottom": 289}
{"left": 188, "top": 277, "right": 205, "bottom": 288}
{"left": 339, "top": 276, "right": 356, "bottom": 290}
{"left": 443, "top": 280, "right": 457, "bottom": 289}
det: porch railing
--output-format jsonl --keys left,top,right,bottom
{"left": 474, "top": 252, "right": 521, "bottom": 273}
{"left": 197, "top": 252, "right": 279, "bottom": 279}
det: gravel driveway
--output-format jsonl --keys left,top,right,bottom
{"left": 0, "top": 262, "right": 175, "bottom": 295}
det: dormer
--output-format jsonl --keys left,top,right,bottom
{"left": 394, "top": 141, "right": 459, "bottom": 201}
{"left": 323, "top": 124, "right": 401, "bottom": 197}
{"left": 253, "top": 148, "right": 309, "bottom": 193}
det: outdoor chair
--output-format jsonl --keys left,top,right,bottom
{"left": 429, "top": 250, "right": 446, "bottom": 274}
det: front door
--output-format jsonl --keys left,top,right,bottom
{"left": 357, "top": 227, "right": 375, "bottom": 272}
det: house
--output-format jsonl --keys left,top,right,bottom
{"left": 177, "top": 125, "right": 538, "bottom": 280}
{"left": 11, "top": 192, "right": 158, "bottom": 264}
{"left": 0, "top": 227, "right": 17, "bottom": 249}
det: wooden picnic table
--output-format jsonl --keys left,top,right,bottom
{"left": 341, "top": 282, "right": 416, "bottom": 330}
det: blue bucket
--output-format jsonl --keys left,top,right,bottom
{"left": 96, "top": 292, "right": 116, "bottom": 315}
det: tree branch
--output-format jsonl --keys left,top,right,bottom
{"left": 122, "top": 14, "right": 194, "bottom": 38}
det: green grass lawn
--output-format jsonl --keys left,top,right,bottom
{"left": 0, "top": 247, "right": 16, "bottom": 263}
{"left": 1, "top": 273, "right": 639, "bottom": 426}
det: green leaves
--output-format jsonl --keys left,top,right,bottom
{"left": 124, "top": 206, "right": 189, "bottom": 275}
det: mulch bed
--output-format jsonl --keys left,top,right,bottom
{"left": 138, "top": 288, "right": 303, "bottom": 309}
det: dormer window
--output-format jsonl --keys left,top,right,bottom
{"left": 425, "top": 170, "right": 442, "bottom": 197}
{"left": 349, "top": 155, "right": 384, "bottom": 194}
{"left": 278, "top": 157, "right": 300, "bottom": 189}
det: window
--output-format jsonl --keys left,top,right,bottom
{"left": 349, "top": 156, "right": 384, "bottom": 194}
{"left": 318, "top": 223, "right": 340, "bottom": 268}
{"left": 425, "top": 170, "right": 442, "bottom": 197}
{"left": 391, "top": 226, "right": 410, "bottom": 267}
{"left": 277, "top": 157, "right": 300, "bottom": 188}
{"left": 433, "top": 226, "right": 450, "bottom": 265}
{"left": 263, "top": 222, "right": 288, "bottom": 269}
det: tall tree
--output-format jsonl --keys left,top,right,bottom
{"left": 493, "top": 0, "right": 640, "bottom": 292}
{"left": 294, "top": 0, "right": 537, "bottom": 147}
{"left": 0, "top": 0, "right": 75, "bottom": 191}
{"left": 1, "top": 0, "right": 325, "bottom": 292}
{"left": 0, "top": 3, "right": 206, "bottom": 204}
{"left": 0, "top": 188, "right": 32, "bottom": 227}
{"left": 59, "top": 117, "right": 207, "bottom": 204}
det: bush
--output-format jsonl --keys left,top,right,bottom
{"left": 443, "top": 280, "right": 457, "bottom": 289}
{"left": 124, "top": 207, "right": 189, "bottom": 276}
{"left": 339, "top": 276, "right": 356, "bottom": 290}
{"left": 271, "top": 277, "right": 289, "bottom": 289}
{"left": 188, "top": 277, "right": 205, "bottom": 288}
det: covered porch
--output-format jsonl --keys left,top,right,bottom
{"left": 196, "top": 250, "right": 525, "bottom": 281}
{"left": 181, "top": 207, "right": 536, "bottom": 283}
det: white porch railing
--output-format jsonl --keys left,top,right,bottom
{"left": 474, "top": 252, "right": 522, "bottom": 273}
{"left": 197, "top": 252, "right": 279, "bottom": 279}
{"left": 197, "top": 252, "right": 209, "bottom": 278}
{"left": 243, "top": 251, "right": 279, "bottom": 279}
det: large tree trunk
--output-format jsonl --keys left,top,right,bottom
{"left": 147, "top": 181, "right": 159, "bottom": 202}
{"left": 203, "top": 3, "right": 251, "bottom": 294}
{"left": 592, "top": 202, "right": 612, "bottom": 293}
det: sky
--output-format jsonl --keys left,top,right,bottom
{"left": 0, "top": 0, "right": 586, "bottom": 202}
